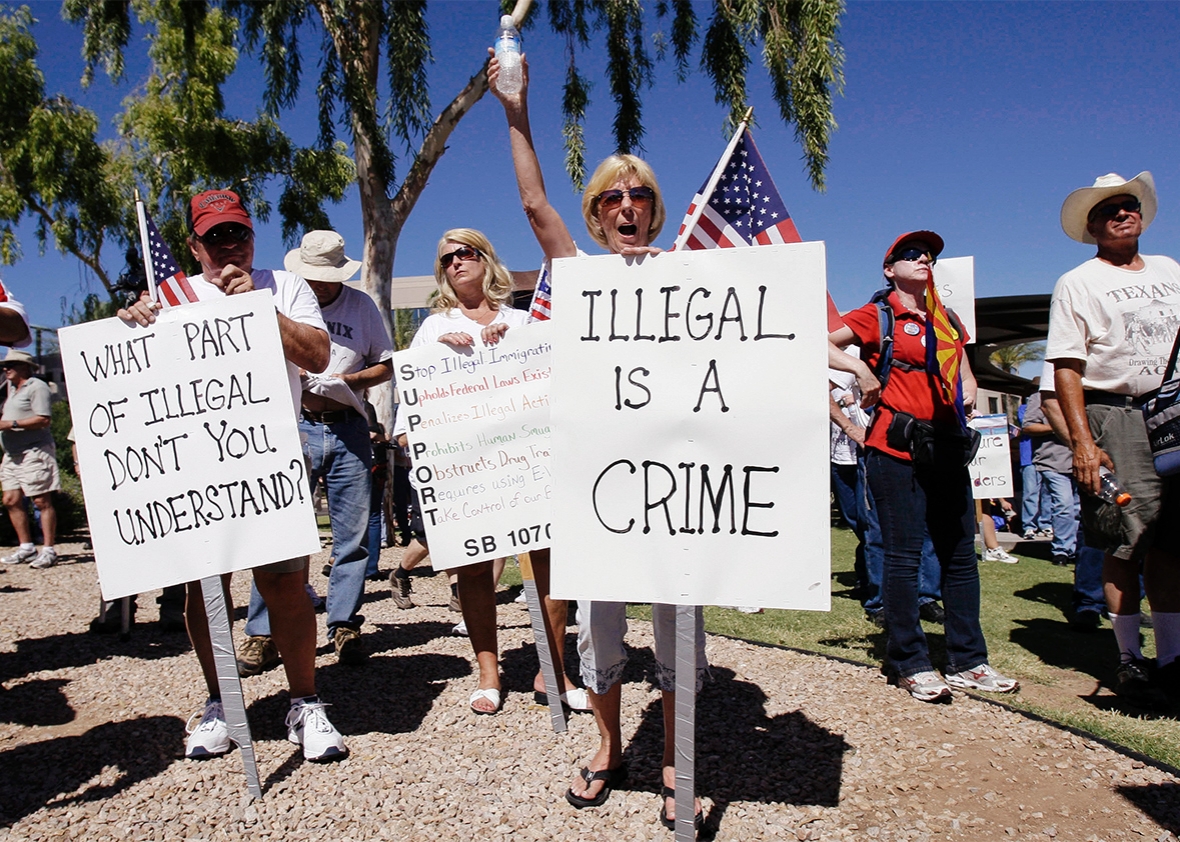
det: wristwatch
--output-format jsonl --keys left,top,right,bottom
{"left": 10, "top": 420, "right": 19, "bottom": 430}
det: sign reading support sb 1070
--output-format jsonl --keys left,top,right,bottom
{"left": 58, "top": 290, "right": 320, "bottom": 600}
{"left": 548, "top": 244, "right": 831, "bottom": 609}
{"left": 393, "top": 322, "right": 554, "bottom": 570}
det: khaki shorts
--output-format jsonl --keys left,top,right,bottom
{"left": 1, "top": 447, "right": 60, "bottom": 497}
{"left": 1082, "top": 403, "right": 1180, "bottom": 560}
{"left": 257, "top": 555, "right": 309, "bottom": 575}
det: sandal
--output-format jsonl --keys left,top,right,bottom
{"left": 659, "top": 785, "right": 703, "bottom": 831}
{"left": 533, "top": 687, "right": 593, "bottom": 712}
{"left": 469, "top": 687, "right": 502, "bottom": 715}
{"left": 564, "top": 764, "right": 628, "bottom": 809}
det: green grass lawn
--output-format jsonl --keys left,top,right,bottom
{"left": 511, "top": 527, "right": 1180, "bottom": 770}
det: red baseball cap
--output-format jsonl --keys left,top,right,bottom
{"left": 189, "top": 189, "right": 253, "bottom": 236}
{"left": 883, "top": 230, "right": 944, "bottom": 266}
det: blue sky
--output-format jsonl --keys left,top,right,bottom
{"left": 6, "top": 1, "right": 1180, "bottom": 346}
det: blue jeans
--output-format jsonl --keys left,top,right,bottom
{"left": 365, "top": 476, "right": 385, "bottom": 578}
{"left": 1040, "top": 469, "right": 1079, "bottom": 561}
{"left": 866, "top": 449, "right": 988, "bottom": 678}
{"left": 860, "top": 456, "right": 941, "bottom": 616}
{"left": 246, "top": 414, "right": 373, "bottom": 639}
{"left": 1021, "top": 463, "right": 1049, "bottom": 532}
{"left": 1074, "top": 545, "right": 1106, "bottom": 613}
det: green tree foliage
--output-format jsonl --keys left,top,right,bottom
{"left": 0, "top": 5, "right": 122, "bottom": 289}
{"left": 989, "top": 341, "right": 1044, "bottom": 374}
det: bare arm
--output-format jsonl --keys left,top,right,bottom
{"left": 0, "top": 309, "right": 29, "bottom": 346}
{"left": 960, "top": 356, "right": 978, "bottom": 414}
{"left": 489, "top": 52, "right": 577, "bottom": 261}
{"left": 278, "top": 313, "right": 330, "bottom": 374}
{"left": 0, "top": 414, "right": 50, "bottom": 432}
{"left": 1054, "top": 359, "right": 1110, "bottom": 495}
{"left": 829, "top": 394, "right": 866, "bottom": 445}
{"left": 1039, "top": 393, "right": 1073, "bottom": 447}
{"left": 339, "top": 359, "right": 393, "bottom": 391}
{"left": 828, "top": 326, "right": 880, "bottom": 407}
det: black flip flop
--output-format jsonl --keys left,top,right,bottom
{"left": 565, "top": 765, "right": 628, "bottom": 809}
{"left": 659, "top": 785, "right": 703, "bottom": 830}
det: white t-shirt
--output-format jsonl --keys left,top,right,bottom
{"left": 169, "top": 270, "right": 328, "bottom": 416}
{"left": 829, "top": 368, "right": 868, "bottom": 466}
{"left": 303, "top": 285, "right": 393, "bottom": 414}
{"left": 393, "top": 306, "right": 530, "bottom": 440}
{"left": 1045, "top": 254, "right": 1180, "bottom": 397}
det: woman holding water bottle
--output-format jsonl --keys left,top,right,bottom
{"left": 489, "top": 42, "right": 707, "bottom": 830}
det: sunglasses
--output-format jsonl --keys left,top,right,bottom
{"left": 890, "top": 247, "right": 936, "bottom": 266}
{"left": 197, "top": 223, "right": 253, "bottom": 246}
{"left": 595, "top": 186, "right": 656, "bottom": 211}
{"left": 1089, "top": 198, "right": 1142, "bottom": 223}
{"left": 439, "top": 245, "right": 482, "bottom": 269}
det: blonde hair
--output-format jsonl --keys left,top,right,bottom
{"left": 432, "top": 228, "right": 514, "bottom": 312}
{"left": 580, "top": 154, "right": 666, "bottom": 251}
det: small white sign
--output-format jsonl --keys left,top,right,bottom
{"left": 549, "top": 244, "right": 831, "bottom": 609}
{"left": 933, "top": 256, "right": 976, "bottom": 339}
{"left": 59, "top": 291, "right": 320, "bottom": 599}
{"left": 393, "top": 322, "right": 553, "bottom": 570}
{"left": 969, "top": 413, "right": 1014, "bottom": 499}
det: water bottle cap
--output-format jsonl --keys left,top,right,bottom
{"left": 1115, "top": 492, "right": 1132, "bottom": 506}
{"left": 501, "top": 15, "right": 514, "bottom": 27}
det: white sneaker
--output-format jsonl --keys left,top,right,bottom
{"left": 185, "top": 699, "right": 232, "bottom": 758}
{"left": 452, "top": 620, "right": 469, "bottom": 636}
{"left": 286, "top": 698, "right": 347, "bottom": 762}
{"left": 1, "top": 546, "right": 35, "bottom": 564}
{"left": 735, "top": 606, "right": 764, "bottom": 614}
{"left": 29, "top": 547, "right": 57, "bottom": 569}
{"left": 514, "top": 591, "right": 528, "bottom": 604}
{"left": 983, "top": 546, "right": 1018, "bottom": 563}
{"left": 898, "top": 670, "right": 952, "bottom": 703}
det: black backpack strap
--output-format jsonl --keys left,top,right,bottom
{"left": 865, "top": 288, "right": 896, "bottom": 390}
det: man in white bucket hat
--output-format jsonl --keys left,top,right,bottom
{"left": 0, "top": 348, "right": 58, "bottom": 569}
{"left": 1047, "top": 171, "right": 1180, "bottom": 707}
{"left": 239, "top": 231, "right": 392, "bottom": 673}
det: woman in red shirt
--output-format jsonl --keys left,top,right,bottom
{"left": 829, "top": 231, "right": 1018, "bottom": 703}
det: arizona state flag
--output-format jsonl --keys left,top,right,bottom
{"left": 925, "top": 278, "right": 966, "bottom": 425}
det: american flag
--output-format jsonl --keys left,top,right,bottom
{"left": 528, "top": 262, "right": 552, "bottom": 322}
{"left": 143, "top": 209, "right": 199, "bottom": 308}
{"left": 676, "top": 129, "right": 801, "bottom": 250}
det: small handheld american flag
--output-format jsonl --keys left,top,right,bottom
{"left": 136, "top": 199, "right": 199, "bottom": 308}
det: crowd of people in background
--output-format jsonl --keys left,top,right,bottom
{"left": 0, "top": 36, "right": 1178, "bottom": 836}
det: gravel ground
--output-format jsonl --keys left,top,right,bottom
{"left": 3, "top": 540, "right": 1180, "bottom": 841}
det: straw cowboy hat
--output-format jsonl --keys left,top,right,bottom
{"left": 1060, "top": 171, "right": 1157, "bottom": 245}
{"left": 284, "top": 230, "right": 362, "bottom": 282}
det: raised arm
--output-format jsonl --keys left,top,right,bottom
{"left": 489, "top": 52, "right": 577, "bottom": 260}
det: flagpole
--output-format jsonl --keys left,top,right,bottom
{"left": 133, "top": 189, "right": 160, "bottom": 304}
{"left": 672, "top": 107, "right": 754, "bottom": 252}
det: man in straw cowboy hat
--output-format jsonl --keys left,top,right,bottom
{"left": 120, "top": 190, "right": 348, "bottom": 762}
{"left": 1047, "top": 171, "right": 1180, "bottom": 707}
{"left": 238, "top": 231, "right": 392, "bottom": 672}
{"left": 0, "top": 349, "right": 59, "bottom": 569}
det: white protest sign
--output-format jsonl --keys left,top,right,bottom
{"left": 394, "top": 322, "right": 553, "bottom": 570}
{"left": 969, "top": 413, "right": 1013, "bottom": 499}
{"left": 933, "top": 256, "right": 975, "bottom": 339}
{"left": 549, "top": 243, "right": 831, "bottom": 609}
{"left": 59, "top": 290, "right": 320, "bottom": 600}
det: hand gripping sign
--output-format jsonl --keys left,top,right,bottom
{"left": 548, "top": 243, "right": 831, "bottom": 610}
{"left": 59, "top": 290, "right": 320, "bottom": 600}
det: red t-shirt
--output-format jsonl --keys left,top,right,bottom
{"left": 842, "top": 291, "right": 968, "bottom": 461}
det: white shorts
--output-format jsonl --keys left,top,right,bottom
{"left": 1, "top": 447, "right": 60, "bottom": 497}
{"left": 576, "top": 601, "right": 708, "bottom": 694}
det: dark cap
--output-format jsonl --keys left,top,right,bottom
{"left": 189, "top": 189, "right": 253, "bottom": 236}
{"left": 883, "top": 230, "right": 944, "bottom": 266}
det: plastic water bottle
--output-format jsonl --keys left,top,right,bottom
{"left": 1097, "top": 467, "right": 1132, "bottom": 507}
{"left": 494, "top": 15, "right": 522, "bottom": 95}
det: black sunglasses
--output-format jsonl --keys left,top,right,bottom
{"left": 197, "top": 223, "right": 253, "bottom": 246}
{"left": 1089, "top": 198, "right": 1142, "bottom": 223}
{"left": 595, "top": 186, "right": 656, "bottom": 211}
{"left": 439, "top": 245, "right": 482, "bottom": 269}
{"left": 889, "top": 246, "right": 936, "bottom": 266}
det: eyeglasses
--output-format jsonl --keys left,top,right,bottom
{"left": 595, "top": 186, "right": 656, "bottom": 211}
{"left": 1089, "top": 198, "right": 1142, "bottom": 223}
{"left": 197, "top": 223, "right": 253, "bottom": 246}
{"left": 439, "top": 245, "right": 482, "bottom": 269}
{"left": 889, "top": 247, "right": 936, "bottom": 266}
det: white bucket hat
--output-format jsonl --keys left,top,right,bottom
{"left": 1060, "top": 171, "right": 1157, "bottom": 244}
{"left": 284, "top": 230, "right": 362, "bottom": 282}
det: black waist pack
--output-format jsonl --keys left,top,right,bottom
{"left": 886, "top": 410, "right": 980, "bottom": 468}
